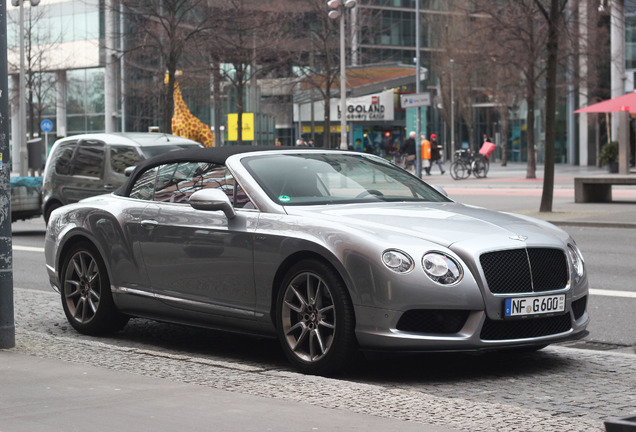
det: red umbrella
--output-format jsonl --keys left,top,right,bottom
{"left": 574, "top": 92, "right": 636, "bottom": 114}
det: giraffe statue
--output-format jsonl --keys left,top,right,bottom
{"left": 171, "top": 80, "right": 215, "bottom": 148}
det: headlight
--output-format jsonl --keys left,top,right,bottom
{"left": 422, "top": 252, "right": 463, "bottom": 285}
{"left": 382, "top": 249, "right": 414, "bottom": 273}
{"left": 567, "top": 243, "right": 585, "bottom": 278}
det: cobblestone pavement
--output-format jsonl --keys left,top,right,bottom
{"left": 12, "top": 288, "right": 636, "bottom": 432}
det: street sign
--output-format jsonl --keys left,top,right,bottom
{"left": 41, "top": 119, "right": 53, "bottom": 132}
{"left": 401, "top": 92, "right": 431, "bottom": 108}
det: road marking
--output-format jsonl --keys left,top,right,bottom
{"left": 590, "top": 288, "right": 636, "bottom": 299}
{"left": 13, "top": 245, "right": 44, "bottom": 253}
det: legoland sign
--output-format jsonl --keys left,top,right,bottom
{"left": 295, "top": 90, "right": 394, "bottom": 123}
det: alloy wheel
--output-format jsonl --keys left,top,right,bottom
{"left": 281, "top": 271, "right": 336, "bottom": 363}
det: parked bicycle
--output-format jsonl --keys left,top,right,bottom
{"left": 449, "top": 149, "right": 489, "bottom": 180}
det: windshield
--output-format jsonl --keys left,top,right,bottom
{"left": 242, "top": 152, "right": 450, "bottom": 206}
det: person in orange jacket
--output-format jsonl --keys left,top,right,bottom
{"left": 420, "top": 135, "right": 431, "bottom": 176}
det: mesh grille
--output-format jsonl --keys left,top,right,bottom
{"left": 396, "top": 310, "right": 469, "bottom": 334}
{"left": 480, "top": 313, "right": 572, "bottom": 340}
{"left": 480, "top": 248, "right": 568, "bottom": 294}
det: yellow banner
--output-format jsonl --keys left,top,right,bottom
{"left": 228, "top": 113, "right": 254, "bottom": 141}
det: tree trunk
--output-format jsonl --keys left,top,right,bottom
{"left": 499, "top": 106, "right": 509, "bottom": 166}
{"left": 212, "top": 58, "right": 222, "bottom": 147}
{"left": 163, "top": 65, "right": 177, "bottom": 134}
{"left": 539, "top": 0, "right": 561, "bottom": 213}
{"left": 525, "top": 78, "right": 536, "bottom": 179}
{"left": 323, "top": 88, "right": 332, "bottom": 148}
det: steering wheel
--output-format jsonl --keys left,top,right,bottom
{"left": 356, "top": 189, "right": 384, "bottom": 199}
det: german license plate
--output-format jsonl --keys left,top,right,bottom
{"left": 504, "top": 294, "right": 565, "bottom": 317}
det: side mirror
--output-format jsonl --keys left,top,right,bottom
{"left": 124, "top": 166, "right": 136, "bottom": 177}
{"left": 189, "top": 189, "right": 236, "bottom": 219}
{"left": 430, "top": 184, "right": 448, "bottom": 197}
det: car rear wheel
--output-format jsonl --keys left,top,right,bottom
{"left": 276, "top": 259, "right": 356, "bottom": 375}
{"left": 60, "top": 242, "right": 129, "bottom": 335}
{"left": 44, "top": 201, "right": 62, "bottom": 225}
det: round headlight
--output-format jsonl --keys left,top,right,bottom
{"left": 382, "top": 249, "right": 414, "bottom": 273}
{"left": 567, "top": 244, "right": 585, "bottom": 277}
{"left": 422, "top": 252, "right": 463, "bottom": 285}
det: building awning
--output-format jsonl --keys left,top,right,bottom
{"left": 574, "top": 92, "right": 636, "bottom": 114}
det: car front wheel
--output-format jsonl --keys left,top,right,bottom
{"left": 276, "top": 259, "right": 356, "bottom": 375}
{"left": 60, "top": 242, "right": 129, "bottom": 335}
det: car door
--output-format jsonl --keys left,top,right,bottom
{"left": 136, "top": 162, "right": 257, "bottom": 319}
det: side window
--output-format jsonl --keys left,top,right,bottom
{"left": 154, "top": 162, "right": 201, "bottom": 203}
{"left": 53, "top": 142, "right": 77, "bottom": 175}
{"left": 110, "top": 146, "right": 142, "bottom": 174}
{"left": 129, "top": 167, "right": 158, "bottom": 201}
{"left": 151, "top": 162, "right": 254, "bottom": 209}
{"left": 73, "top": 140, "right": 105, "bottom": 178}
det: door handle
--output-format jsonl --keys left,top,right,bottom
{"left": 103, "top": 184, "right": 114, "bottom": 191}
{"left": 140, "top": 219, "right": 159, "bottom": 230}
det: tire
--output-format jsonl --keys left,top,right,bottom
{"left": 60, "top": 241, "right": 129, "bottom": 335}
{"left": 44, "top": 201, "right": 62, "bottom": 225}
{"left": 472, "top": 158, "right": 488, "bottom": 178}
{"left": 276, "top": 259, "right": 357, "bottom": 375}
{"left": 450, "top": 161, "right": 469, "bottom": 180}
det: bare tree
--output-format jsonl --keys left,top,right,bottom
{"left": 120, "top": 0, "right": 211, "bottom": 133}
{"left": 205, "top": 0, "right": 298, "bottom": 145}
{"left": 535, "top": 0, "right": 569, "bottom": 213}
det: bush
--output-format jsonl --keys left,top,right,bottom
{"left": 600, "top": 141, "right": 618, "bottom": 166}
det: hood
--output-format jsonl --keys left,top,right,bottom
{"left": 285, "top": 201, "right": 567, "bottom": 249}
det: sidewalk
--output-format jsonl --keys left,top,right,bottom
{"left": 0, "top": 349, "right": 456, "bottom": 432}
{"left": 422, "top": 161, "right": 636, "bottom": 228}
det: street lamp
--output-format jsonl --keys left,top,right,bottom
{"left": 12, "top": 0, "right": 40, "bottom": 176}
{"left": 328, "top": 0, "right": 356, "bottom": 150}
{"left": 450, "top": 58, "right": 455, "bottom": 158}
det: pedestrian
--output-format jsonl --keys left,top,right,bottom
{"left": 430, "top": 134, "right": 445, "bottom": 174}
{"left": 401, "top": 131, "right": 416, "bottom": 172}
{"left": 420, "top": 135, "right": 431, "bottom": 176}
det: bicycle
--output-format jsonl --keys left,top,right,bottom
{"left": 449, "top": 149, "right": 489, "bottom": 180}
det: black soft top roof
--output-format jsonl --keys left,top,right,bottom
{"left": 116, "top": 145, "right": 315, "bottom": 196}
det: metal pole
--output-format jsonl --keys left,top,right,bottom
{"left": 415, "top": 0, "right": 421, "bottom": 177}
{"left": 450, "top": 59, "right": 455, "bottom": 158}
{"left": 1, "top": 0, "right": 16, "bottom": 349}
{"left": 120, "top": 1, "right": 126, "bottom": 132}
{"left": 18, "top": 0, "right": 27, "bottom": 176}
{"left": 339, "top": 12, "right": 347, "bottom": 149}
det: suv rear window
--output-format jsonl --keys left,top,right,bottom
{"left": 53, "top": 142, "right": 77, "bottom": 175}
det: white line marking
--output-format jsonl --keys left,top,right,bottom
{"left": 10, "top": 246, "right": 636, "bottom": 300}
{"left": 13, "top": 245, "right": 45, "bottom": 253}
{"left": 590, "top": 289, "right": 636, "bottom": 299}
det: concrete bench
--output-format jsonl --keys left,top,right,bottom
{"left": 574, "top": 175, "right": 636, "bottom": 203}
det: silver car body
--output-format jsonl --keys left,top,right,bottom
{"left": 45, "top": 148, "right": 589, "bottom": 357}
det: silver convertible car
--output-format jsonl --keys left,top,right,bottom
{"left": 45, "top": 147, "right": 589, "bottom": 374}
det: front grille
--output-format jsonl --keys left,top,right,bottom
{"left": 480, "top": 248, "right": 568, "bottom": 294}
{"left": 480, "top": 313, "right": 572, "bottom": 340}
{"left": 396, "top": 310, "right": 470, "bottom": 334}
{"left": 572, "top": 296, "right": 587, "bottom": 320}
